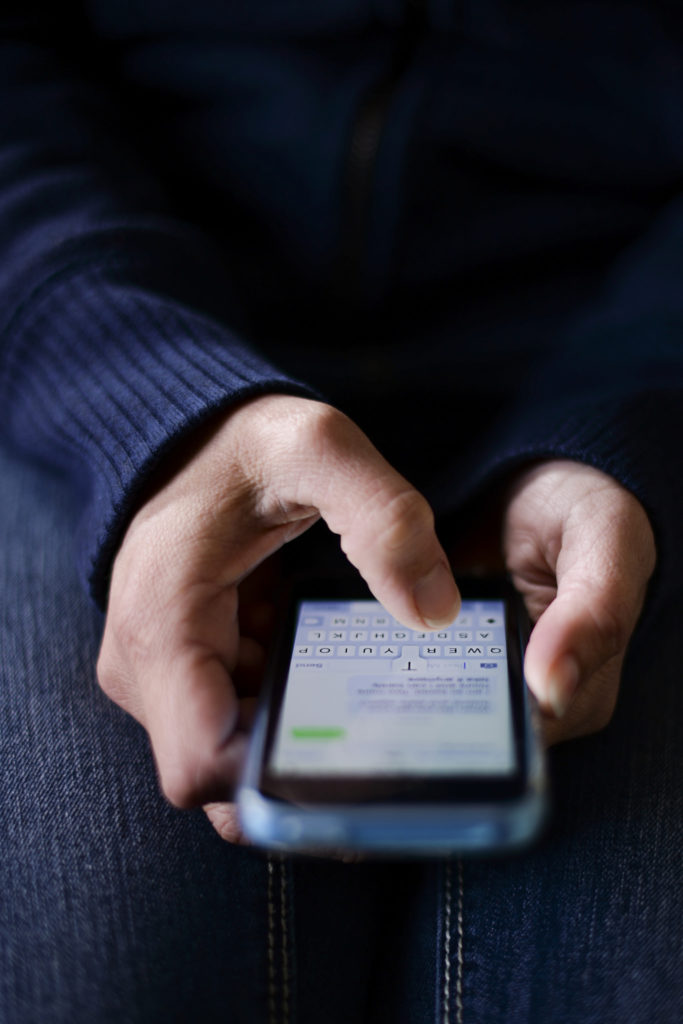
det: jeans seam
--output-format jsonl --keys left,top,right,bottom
{"left": 442, "top": 859, "right": 465, "bottom": 1024}
{"left": 443, "top": 861, "right": 453, "bottom": 1023}
{"left": 267, "top": 854, "right": 293, "bottom": 1024}
{"left": 267, "top": 855, "right": 277, "bottom": 1024}
{"left": 455, "top": 859, "right": 464, "bottom": 1024}
{"left": 279, "top": 856, "right": 292, "bottom": 1024}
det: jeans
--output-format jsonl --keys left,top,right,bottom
{"left": 0, "top": 440, "right": 681, "bottom": 1024}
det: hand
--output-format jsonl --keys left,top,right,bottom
{"left": 503, "top": 460, "right": 656, "bottom": 745}
{"left": 97, "top": 395, "right": 460, "bottom": 840}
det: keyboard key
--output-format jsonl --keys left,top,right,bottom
{"left": 395, "top": 646, "right": 425, "bottom": 671}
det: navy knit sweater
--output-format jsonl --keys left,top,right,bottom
{"left": 1, "top": 1, "right": 681, "bottom": 607}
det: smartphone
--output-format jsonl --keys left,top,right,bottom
{"left": 238, "top": 576, "right": 547, "bottom": 855}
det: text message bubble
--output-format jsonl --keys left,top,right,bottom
{"left": 349, "top": 675, "right": 492, "bottom": 715}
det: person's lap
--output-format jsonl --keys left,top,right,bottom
{"left": 0, "top": 442, "right": 680, "bottom": 1023}
{"left": 457, "top": 592, "right": 683, "bottom": 1023}
{"left": 0, "top": 443, "right": 424, "bottom": 1024}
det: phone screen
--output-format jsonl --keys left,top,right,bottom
{"left": 268, "top": 597, "right": 516, "bottom": 778}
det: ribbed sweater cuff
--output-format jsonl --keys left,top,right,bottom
{"left": 2, "top": 265, "right": 316, "bottom": 606}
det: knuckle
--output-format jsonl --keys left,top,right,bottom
{"left": 302, "top": 400, "right": 352, "bottom": 439}
{"left": 255, "top": 401, "right": 357, "bottom": 507}
{"left": 588, "top": 599, "right": 629, "bottom": 660}
{"left": 371, "top": 488, "right": 435, "bottom": 554}
{"left": 95, "top": 646, "right": 117, "bottom": 697}
{"left": 274, "top": 400, "right": 350, "bottom": 456}
{"left": 161, "top": 775, "right": 195, "bottom": 809}
{"left": 570, "top": 659, "right": 621, "bottom": 738}
{"left": 160, "top": 773, "right": 195, "bottom": 809}
{"left": 95, "top": 639, "right": 146, "bottom": 723}
{"left": 159, "top": 750, "right": 220, "bottom": 809}
{"left": 96, "top": 632, "right": 130, "bottom": 705}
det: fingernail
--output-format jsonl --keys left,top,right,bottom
{"left": 414, "top": 562, "right": 460, "bottom": 628}
{"left": 546, "top": 654, "right": 580, "bottom": 718}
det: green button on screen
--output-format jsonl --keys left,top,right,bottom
{"left": 291, "top": 727, "right": 346, "bottom": 740}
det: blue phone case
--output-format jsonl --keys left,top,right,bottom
{"left": 238, "top": 666, "right": 547, "bottom": 856}
{"left": 238, "top": 577, "right": 548, "bottom": 856}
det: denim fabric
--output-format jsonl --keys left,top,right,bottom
{"left": 0, "top": 445, "right": 268, "bottom": 1023}
{"left": 1, "top": 441, "right": 681, "bottom": 1023}
{"left": 455, "top": 593, "right": 683, "bottom": 1024}
{"left": 0, "top": 443, "right": 420, "bottom": 1024}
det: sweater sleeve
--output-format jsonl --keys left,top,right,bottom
{"left": 0, "top": 3, "right": 315, "bottom": 606}
{"left": 437, "top": 194, "right": 683, "bottom": 604}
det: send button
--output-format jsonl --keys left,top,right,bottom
{"left": 291, "top": 727, "right": 346, "bottom": 740}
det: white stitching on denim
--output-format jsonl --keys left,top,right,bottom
{"left": 443, "top": 860, "right": 465, "bottom": 1024}
{"left": 443, "top": 861, "right": 453, "bottom": 1023}
{"left": 279, "top": 857, "right": 291, "bottom": 1024}
{"left": 455, "top": 859, "right": 464, "bottom": 1024}
{"left": 267, "top": 855, "right": 278, "bottom": 1024}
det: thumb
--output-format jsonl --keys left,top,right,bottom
{"left": 518, "top": 488, "right": 655, "bottom": 720}
{"left": 523, "top": 578, "right": 628, "bottom": 720}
